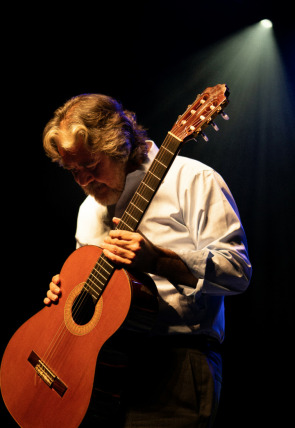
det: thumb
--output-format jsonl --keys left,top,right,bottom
{"left": 112, "top": 217, "right": 120, "bottom": 226}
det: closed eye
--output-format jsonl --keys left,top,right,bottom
{"left": 85, "top": 162, "right": 99, "bottom": 171}
{"left": 61, "top": 161, "right": 99, "bottom": 173}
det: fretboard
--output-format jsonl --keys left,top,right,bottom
{"left": 85, "top": 131, "right": 183, "bottom": 303}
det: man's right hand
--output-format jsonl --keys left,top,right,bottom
{"left": 44, "top": 274, "right": 61, "bottom": 305}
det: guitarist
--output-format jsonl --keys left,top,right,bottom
{"left": 43, "top": 94, "right": 252, "bottom": 427}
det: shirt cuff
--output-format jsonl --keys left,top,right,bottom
{"left": 176, "top": 248, "right": 208, "bottom": 279}
{"left": 172, "top": 249, "right": 208, "bottom": 296}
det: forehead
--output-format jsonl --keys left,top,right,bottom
{"left": 57, "top": 136, "right": 99, "bottom": 168}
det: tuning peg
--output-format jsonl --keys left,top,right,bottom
{"left": 200, "top": 132, "right": 209, "bottom": 142}
{"left": 220, "top": 111, "right": 229, "bottom": 120}
{"left": 211, "top": 122, "right": 219, "bottom": 131}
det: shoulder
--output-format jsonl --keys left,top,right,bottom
{"left": 77, "top": 195, "right": 112, "bottom": 227}
{"left": 164, "top": 155, "right": 233, "bottom": 202}
{"left": 171, "top": 155, "right": 213, "bottom": 174}
{"left": 168, "top": 155, "right": 216, "bottom": 185}
{"left": 78, "top": 195, "right": 103, "bottom": 217}
{"left": 76, "top": 196, "right": 111, "bottom": 246}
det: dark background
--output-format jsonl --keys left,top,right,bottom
{"left": 1, "top": 1, "right": 294, "bottom": 426}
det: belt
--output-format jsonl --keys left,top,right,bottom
{"left": 148, "top": 334, "right": 222, "bottom": 353}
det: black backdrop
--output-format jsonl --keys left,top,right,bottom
{"left": 1, "top": 1, "right": 294, "bottom": 426}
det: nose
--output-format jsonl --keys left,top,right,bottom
{"left": 73, "top": 169, "right": 95, "bottom": 187}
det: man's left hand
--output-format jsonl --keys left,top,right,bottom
{"left": 101, "top": 217, "right": 158, "bottom": 273}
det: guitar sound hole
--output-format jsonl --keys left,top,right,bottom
{"left": 72, "top": 290, "right": 95, "bottom": 325}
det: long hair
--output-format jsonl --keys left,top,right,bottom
{"left": 43, "top": 94, "right": 149, "bottom": 166}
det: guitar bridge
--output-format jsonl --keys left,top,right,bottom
{"left": 35, "top": 360, "right": 55, "bottom": 388}
{"left": 28, "top": 351, "right": 67, "bottom": 397}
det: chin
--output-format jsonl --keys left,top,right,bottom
{"left": 94, "top": 194, "right": 121, "bottom": 206}
{"left": 85, "top": 186, "right": 122, "bottom": 206}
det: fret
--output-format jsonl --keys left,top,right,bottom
{"left": 161, "top": 145, "right": 174, "bottom": 155}
{"left": 93, "top": 262, "right": 112, "bottom": 276}
{"left": 88, "top": 275, "right": 105, "bottom": 290}
{"left": 90, "top": 269, "right": 108, "bottom": 283}
{"left": 124, "top": 210, "right": 139, "bottom": 223}
{"left": 135, "top": 191, "right": 149, "bottom": 203}
{"left": 119, "top": 218, "right": 134, "bottom": 231}
{"left": 154, "top": 158, "right": 168, "bottom": 168}
{"left": 100, "top": 256, "right": 116, "bottom": 270}
{"left": 85, "top": 281, "right": 101, "bottom": 296}
{"left": 142, "top": 181, "right": 154, "bottom": 192}
{"left": 130, "top": 201, "right": 143, "bottom": 212}
{"left": 147, "top": 170, "right": 161, "bottom": 181}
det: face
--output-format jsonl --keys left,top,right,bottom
{"left": 58, "top": 137, "right": 127, "bottom": 206}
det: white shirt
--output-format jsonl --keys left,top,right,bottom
{"left": 75, "top": 142, "right": 252, "bottom": 342}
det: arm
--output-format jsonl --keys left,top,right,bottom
{"left": 102, "top": 167, "right": 252, "bottom": 297}
{"left": 174, "top": 169, "right": 252, "bottom": 296}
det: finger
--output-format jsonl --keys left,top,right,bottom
{"left": 52, "top": 274, "right": 60, "bottom": 285}
{"left": 102, "top": 241, "right": 136, "bottom": 258}
{"left": 109, "top": 229, "right": 137, "bottom": 240}
{"left": 104, "top": 236, "right": 138, "bottom": 250}
{"left": 107, "top": 231, "right": 143, "bottom": 250}
{"left": 102, "top": 248, "right": 132, "bottom": 265}
{"left": 112, "top": 217, "right": 120, "bottom": 225}
{"left": 47, "top": 289, "right": 59, "bottom": 301}
{"left": 50, "top": 282, "right": 61, "bottom": 295}
{"left": 44, "top": 297, "right": 51, "bottom": 305}
{"left": 103, "top": 236, "right": 127, "bottom": 244}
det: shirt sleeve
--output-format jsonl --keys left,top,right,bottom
{"left": 175, "top": 169, "right": 252, "bottom": 296}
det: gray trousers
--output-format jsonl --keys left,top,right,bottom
{"left": 82, "top": 334, "right": 222, "bottom": 428}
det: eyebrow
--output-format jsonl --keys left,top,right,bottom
{"left": 60, "top": 159, "right": 99, "bottom": 170}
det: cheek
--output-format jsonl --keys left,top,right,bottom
{"left": 100, "top": 161, "right": 125, "bottom": 183}
{"left": 92, "top": 167, "right": 108, "bottom": 183}
{"left": 90, "top": 156, "right": 127, "bottom": 187}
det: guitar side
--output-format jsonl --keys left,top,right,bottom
{"left": 0, "top": 245, "right": 133, "bottom": 428}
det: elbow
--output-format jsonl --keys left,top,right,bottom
{"left": 230, "top": 263, "right": 253, "bottom": 294}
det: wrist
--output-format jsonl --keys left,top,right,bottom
{"left": 153, "top": 247, "right": 198, "bottom": 287}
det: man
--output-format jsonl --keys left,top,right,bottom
{"left": 43, "top": 93, "right": 252, "bottom": 427}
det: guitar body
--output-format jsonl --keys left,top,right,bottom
{"left": 0, "top": 245, "right": 158, "bottom": 428}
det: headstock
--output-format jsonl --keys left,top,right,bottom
{"left": 170, "top": 83, "right": 230, "bottom": 143}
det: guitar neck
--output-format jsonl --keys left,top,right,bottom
{"left": 117, "top": 132, "right": 183, "bottom": 232}
{"left": 84, "top": 133, "right": 183, "bottom": 303}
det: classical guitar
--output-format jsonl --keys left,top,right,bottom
{"left": 0, "top": 84, "right": 229, "bottom": 427}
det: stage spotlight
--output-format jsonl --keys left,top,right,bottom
{"left": 260, "top": 19, "right": 273, "bottom": 28}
